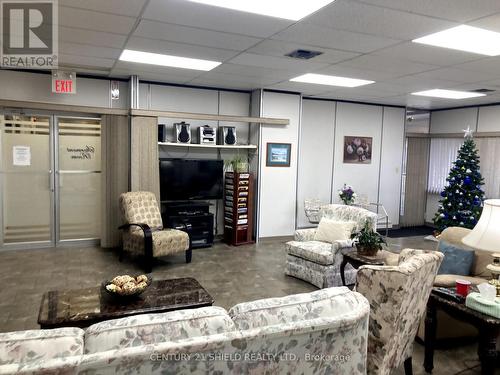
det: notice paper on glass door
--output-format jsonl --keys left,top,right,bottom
{"left": 13, "top": 146, "right": 31, "bottom": 166}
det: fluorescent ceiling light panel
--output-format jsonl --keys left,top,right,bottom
{"left": 119, "top": 49, "right": 221, "bottom": 71}
{"left": 411, "top": 89, "right": 486, "bottom": 99}
{"left": 413, "top": 25, "right": 500, "bottom": 56}
{"left": 290, "top": 73, "right": 374, "bottom": 87}
{"left": 187, "top": 0, "right": 335, "bottom": 21}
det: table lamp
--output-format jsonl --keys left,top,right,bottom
{"left": 462, "top": 199, "right": 500, "bottom": 296}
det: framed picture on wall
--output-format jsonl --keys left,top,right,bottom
{"left": 266, "top": 143, "right": 291, "bottom": 167}
{"left": 343, "top": 136, "right": 372, "bottom": 164}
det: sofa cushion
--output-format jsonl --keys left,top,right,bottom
{"left": 286, "top": 240, "right": 335, "bottom": 265}
{"left": 84, "top": 306, "right": 235, "bottom": 354}
{"left": 228, "top": 287, "right": 360, "bottom": 330}
{"left": 438, "top": 241, "right": 474, "bottom": 276}
{"left": 314, "top": 218, "right": 356, "bottom": 244}
{"left": 0, "top": 327, "right": 84, "bottom": 365}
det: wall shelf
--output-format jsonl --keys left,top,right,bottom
{"left": 158, "top": 142, "right": 257, "bottom": 150}
{"left": 132, "top": 109, "right": 289, "bottom": 125}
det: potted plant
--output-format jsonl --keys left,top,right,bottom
{"left": 350, "top": 220, "right": 386, "bottom": 256}
{"left": 338, "top": 184, "right": 357, "bottom": 205}
{"left": 230, "top": 155, "right": 248, "bottom": 173}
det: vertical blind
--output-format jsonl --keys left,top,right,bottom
{"left": 427, "top": 137, "right": 500, "bottom": 198}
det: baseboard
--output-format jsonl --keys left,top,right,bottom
{"left": 258, "top": 235, "right": 294, "bottom": 242}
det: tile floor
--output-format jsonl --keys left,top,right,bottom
{"left": 0, "top": 236, "right": 483, "bottom": 374}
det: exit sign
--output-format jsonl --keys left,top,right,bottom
{"left": 52, "top": 71, "right": 76, "bottom": 94}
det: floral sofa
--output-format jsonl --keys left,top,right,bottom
{"left": 285, "top": 204, "right": 378, "bottom": 288}
{"left": 0, "top": 287, "right": 369, "bottom": 375}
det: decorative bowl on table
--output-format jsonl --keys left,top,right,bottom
{"left": 102, "top": 274, "right": 152, "bottom": 298}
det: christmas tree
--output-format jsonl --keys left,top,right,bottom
{"left": 434, "top": 127, "right": 485, "bottom": 232}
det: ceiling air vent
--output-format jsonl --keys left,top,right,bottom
{"left": 471, "top": 88, "right": 495, "bottom": 93}
{"left": 285, "top": 49, "right": 323, "bottom": 60}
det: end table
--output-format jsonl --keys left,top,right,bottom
{"left": 340, "top": 249, "right": 393, "bottom": 286}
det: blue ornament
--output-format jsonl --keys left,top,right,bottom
{"left": 464, "top": 176, "right": 472, "bottom": 185}
{"left": 440, "top": 191, "right": 446, "bottom": 197}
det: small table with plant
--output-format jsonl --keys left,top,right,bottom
{"left": 340, "top": 221, "right": 393, "bottom": 286}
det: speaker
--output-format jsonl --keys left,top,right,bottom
{"left": 220, "top": 126, "right": 237, "bottom": 145}
{"left": 158, "top": 124, "right": 167, "bottom": 142}
{"left": 198, "top": 125, "right": 216, "bottom": 144}
{"left": 174, "top": 122, "right": 191, "bottom": 143}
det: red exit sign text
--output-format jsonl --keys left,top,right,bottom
{"left": 54, "top": 80, "right": 74, "bottom": 93}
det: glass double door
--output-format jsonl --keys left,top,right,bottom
{"left": 0, "top": 113, "right": 101, "bottom": 248}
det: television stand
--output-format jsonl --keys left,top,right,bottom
{"left": 161, "top": 201, "right": 214, "bottom": 249}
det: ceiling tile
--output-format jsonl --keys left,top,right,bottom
{"left": 193, "top": 71, "right": 283, "bottom": 86}
{"left": 469, "top": 13, "right": 500, "bottom": 33}
{"left": 134, "top": 20, "right": 261, "bottom": 51}
{"left": 381, "top": 75, "right": 459, "bottom": 92}
{"left": 112, "top": 61, "right": 208, "bottom": 78}
{"left": 142, "top": 0, "right": 293, "bottom": 38}
{"left": 403, "top": 67, "right": 497, "bottom": 83}
{"left": 336, "top": 55, "right": 439, "bottom": 76}
{"left": 246, "top": 39, "right": 360, "bottom": 64}
{"left": 111, "top": 69, "right": 194, "bottom": 84}
{"left": 272, "top": 23, "right": 401, "bottom": 53}
{"left": 373, "top": 42, "right": 484, "bottom": 66}
{"left": 210, "top": 63, "right": 296, "bottom": 80}
{"left": 59, "top": 0, "right": 147, "bottom": 17}
{"left": 125, "top": 37, "right": 240, "bottom": 62}
{"left": 59, "top": 6, "right": 137, "bottom": 35}
{"left": 60, "top": 42, "right": 122, "bottom": 59}
{"left": 453, "top": 57, "right": 500, "bottom": 76}
{"left": 316, "top": 65, "right": 401, "bottom": 81}
{"left": 355, "top": 0, "right": 500, "bottom": 22}
{"left": 58, "top": 54, "right": 115, "bottom": 69}
{"left": 305, "top": 0, "right": 457, "bottom": 40}
{"left": 227, "top": 53, "right": 329, "bottom": 72}
{"left": 59, "top": 27, "right": 128, "bottom": 48}
{"left": 266, "top": 82, "right": 331, "bottom": 95}
{"left": 187, "top": 78, "right": 256, "bottom": 90}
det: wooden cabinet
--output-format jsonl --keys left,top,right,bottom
{"left": 224, "top": 172, "right": 254, "bottom": 246}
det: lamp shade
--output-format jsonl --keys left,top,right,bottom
{"left": 462, "top": 199, "right": 500, "bottom": 251}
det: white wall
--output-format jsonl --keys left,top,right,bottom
{"left": 379, "top": 107, "right": 405, "bottom": 227}
{"left": 297, "top": 99, "right": 335, "bottom": 228}
{"left": 0, "top": 70, "right": 128, "bottom": 109}
{"left": 333, "top": 103, "right": 383, "bottom": 205}
{"left": 296, "top": 100, "right": 405, "bottom": 230}
{"left": 259, "top": 91, "right": 300, "bottom": 238}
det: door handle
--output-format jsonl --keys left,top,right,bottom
{"left": 49, "top": 170, "right": 54, "bottom": 192}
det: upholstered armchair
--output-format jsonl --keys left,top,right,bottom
{"left": 119, "top": 191, "right": 191, "bottom": 272}
{"left": 285, "top": 204, "right": 378, "bottom": 288}
{"left": 356, "top": 248, "right": 444, "bottom": 375}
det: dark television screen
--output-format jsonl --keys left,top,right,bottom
{"left": 159, "top": 159, "right": 223, "bottom": 201}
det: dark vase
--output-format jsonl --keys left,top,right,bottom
{"left": 225, "top": 128, "right": 236, "bottom": 145}
{"left": 178, "top": 124, "right": 190, "bottom": 143}
{"left": 356, "top": 245, "right": 378, "bottom": 257}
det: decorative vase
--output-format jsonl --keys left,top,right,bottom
{"left": 356, "top": 245, "right": 378, "bottom": 257}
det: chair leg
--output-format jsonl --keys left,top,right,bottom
{"left": 404, "top": 357, "right": 413, "bottom": 375}
{"left": 185, "top": 249, "right": 192, "bottom": 263}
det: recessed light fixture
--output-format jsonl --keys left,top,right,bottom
{"left": 411, "top": 89, "right": 486, "bottom": 99}
{"left": 119, "top": 49, "right": 221, "bottom": 71}
{"left": 290, "top": 73, "right": 374, "bottom": 87}
{"left": 413, "top": 25, "right": 500, "bottom": 56}
{"left": 187, "top": 0, "right": 335, "bottom": 21}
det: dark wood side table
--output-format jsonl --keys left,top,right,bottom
{"left": 340, "top": 249, "right": 387, "bottom": 286}
{"left": 424, "top": 288, "right": 500, "bottom": 375}
{"left": 38, "top": 277, "right": 214, "bottom": 329}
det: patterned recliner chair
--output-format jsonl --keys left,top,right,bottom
{"left": 356, "top": 249, "right": 444, "bottom": 375}
{"left": 285, "top": 204, "right": 377, "bottom": 288}
{"left": 119, "top": 191, "right": 191, "bottom": 272}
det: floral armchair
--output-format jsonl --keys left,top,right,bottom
{"left": 355, "top": 249, "right": 444, "bottom": 375}
{"left": 119, "top": 191, "right": 191, "bottom": 272}
{"left": 285, "top": 204, "right": 377, "bottom": 288}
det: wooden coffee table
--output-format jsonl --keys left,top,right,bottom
{"left": 424, "top": 287, "right": 500, "bottom": 375}
{"left": 38, "top": 277, "right": 214, "bottom": 329}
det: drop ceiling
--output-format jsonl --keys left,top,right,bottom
{"left": 52, "top": 0, "right": 500, "bottom": 109}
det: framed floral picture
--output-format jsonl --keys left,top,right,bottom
{"left": 343, "top": 136, "right": 372, "bottom": 164}
{"left": 266, "top": 143, "right": 291, "bottom": 167}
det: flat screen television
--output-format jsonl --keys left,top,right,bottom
{"left": 159, "top": 158, "right": 223, "bottom": 201}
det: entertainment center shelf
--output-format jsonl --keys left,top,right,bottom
{"left": 158, "top": 142, "right": 257, "bottom": 150}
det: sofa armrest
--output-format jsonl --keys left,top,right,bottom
{"left": 294, "top": 228, "right": 317, "bottom": 242}
{"left": 434, "top": 274, "right": 489, "bottom": 287}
